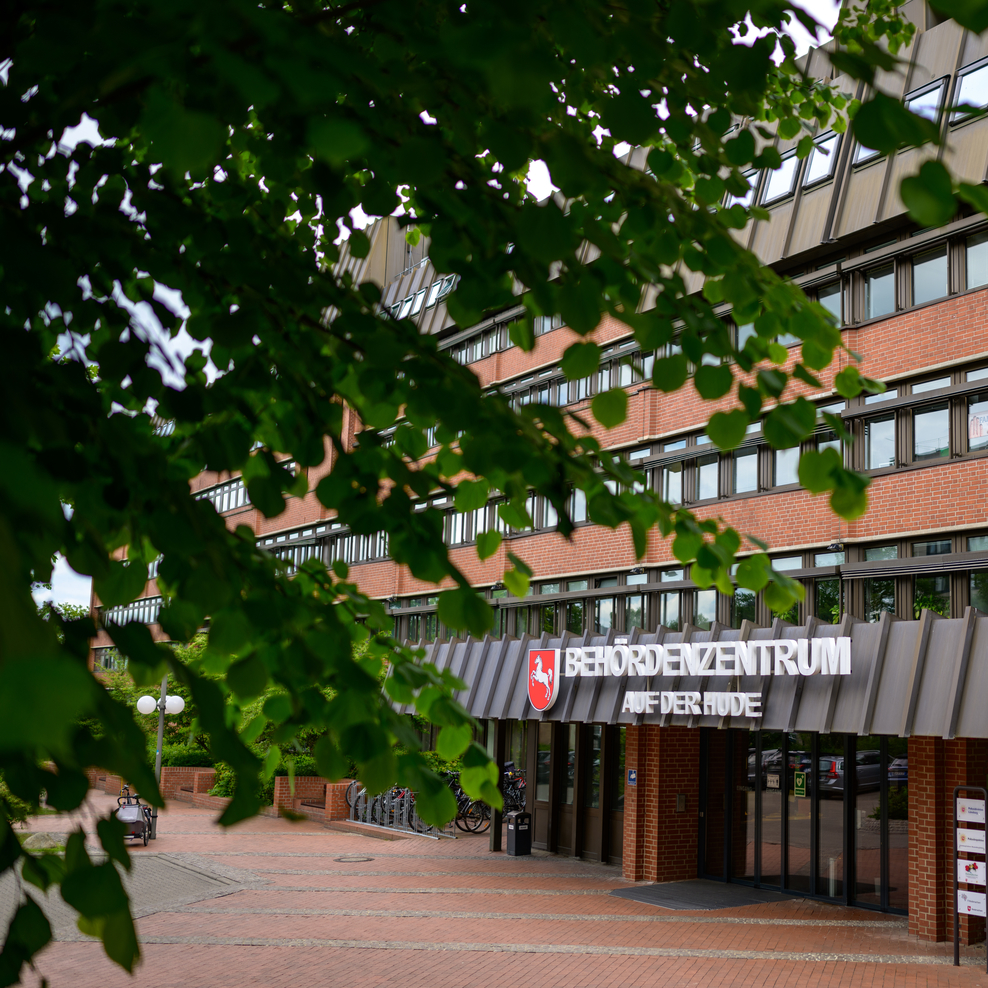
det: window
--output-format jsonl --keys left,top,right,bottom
{"left": 627, "top": 571, "right": 648, "bottom": 585}
{"left": 773, "top": 446, "right": 799, "bottom": 487}
{"left": 913, "top": 404, "right": 949, "bottom": 461}
{"left": 865, "top": 545, "right": 897, "bottom": 561}
{"left": 804, "top": 132, "right": 840, "bottom": 185}
{"left": 736, "top": 323, "right": 756, "bottom": 349}
{"left": 594, "top": 598, "right": 615, "bottom": 632}
{"left": 818, "top": 430, "right": 841, "bottom": 456}
{"left": 971, "top": 570, "right": 988, "bottom": 613}
{"left": 762, "top": 153, "right": 800, "bottom": 204}
{"left": 968, "top": 233, "right": 988, "bottom": 290}
{"left": 696, "top": 454, "right": 719, "bottom": 500}
{"left": 855, "top": 141, "right": 881, "bottom": 164}
{"left": 731, "top": 587, "right": 757, "bottom": 628}
{"left": 773, "top": 555, "right": 803, "bottom": 570}
{"left": 817, "top": 283, "right": 842, "bottom": 325}
{"left": 693, "top": 589, "right": 717, "bottom": 630}
{"left": 570, "top": 488, "right": 588, "bottom": 523}
{"left": 625, "top": 594, "right": 645, "bottom": 629}
{"left": 540, "top": 582, "right": 560, "bottom": 595}
{"left": 969, "top": 393, "right": 988, "bottom": 451}
{"left": 904, "top": 79, "right": 946, "bottom": 125}
{"left": 913, "top": 539, "right": 951, "bottom": 556}
{"left": 815, "top": 579, "right": 842, "bottom": 622}
{"left": 864, "top": 578, "right": 895, "bottom": 622}
{"left": 733, "top": 449, "right": 758, "bottom": 494}
{"left": 953, "top": 62, "right": 988, "bottom": 122}
{"left": 661, "top": 568, "right": 685, "bottom": 581}
{"left": 658, "top": 592, "right": 680, "bottom": 630}
{"left": 969, "top": 535, "right": 988, "bottom": 552}
{"left": 913, "top": 376, "right": 949, "bottom": 394}
{"left": 914, "top": 574, "right": 950, "bottom": 617}
{"left": 912, "top": 248, "right": 947, "bottom": 305}
{"left": 866, "top": 388, "right": 898, "bottom": 405}
{"left": 566, "top": 600, "right": 584, "bottom": 634}
{"left": 727, "top": 169, "right": 757, "bottom": 208}
{"left": 814, "top": 550, "right": 845, "bottom": 566}
{"left": 534, "top": 313, "right": 563, "bottom": 335}
{"left": 866, "top": 265, "right": 895, "bottom": 318}
{"left": 660, "top": 463, "right": 683, "bottom": 504}
{"left": 866, "top": 415, "right": 895, "bottom": 469}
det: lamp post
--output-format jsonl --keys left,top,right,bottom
{"left": 136, "top": 675, "right": 185, "bottom": 839}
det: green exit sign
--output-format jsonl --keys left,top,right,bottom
{"left": 794, "top": 771, "right": 806, "bottom": 798}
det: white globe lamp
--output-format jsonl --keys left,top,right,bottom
{"left": 136, "top": 695, "right": 158, "bottom": 715}
{"left": 164, "top": 695, "right": 185, "bottom": 715}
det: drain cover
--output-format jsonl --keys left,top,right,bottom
{"left": 335, "top": 856, "right": 374, "bottom": 863}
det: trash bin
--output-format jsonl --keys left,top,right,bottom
{"left": 506, "top": 810, "right": 531, "bottom": 856}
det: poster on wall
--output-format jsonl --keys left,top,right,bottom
{"left": 969, "top": 411, "right": 988, "bottom": 448}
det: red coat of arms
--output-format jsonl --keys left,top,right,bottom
{"left": 528, "top": 648, "right": 561, "bottom": 712}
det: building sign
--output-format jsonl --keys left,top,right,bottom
{"left": 528, "top": 648, "right": 561, "bottom": 712}
{"left": 959, "top": 890, "right": 987, "bottom": 917}
{"left": 627, "top": 769, "right": 637, "bottom": 787}
{"left": 958, "top": 798, "right": 986, "bottom": 823}
{"left": 960, "top": 829, "right": 987, "bottom": 854}
{"left": 527, "top": 638, "right": 851, "bottom": 719}
{"left": 959, "top": 859, "right": 986, "bottom": 885}
{"left": 794, "top": 771, "right": 807, "bottom": 798}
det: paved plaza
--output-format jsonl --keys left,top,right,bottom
{"left": 5, "top": 792, "right": 986, "bottom": 987}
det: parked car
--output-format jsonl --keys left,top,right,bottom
{"left": 818, "top": 749, "right": 882, "bottom": 797}
{"left": 888, "top": 756, "right": 908, "bottom": 786}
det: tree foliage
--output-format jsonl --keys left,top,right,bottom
{"left": 0, "top": 0, "right": 978, "bottom": 978}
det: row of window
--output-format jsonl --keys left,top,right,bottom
{"left": 195, "top": 476, "right": 250, "bottom": 513}
{"left": 732, "top": 56, "right": 988, "bottom": 211}
{"left": 102, "top": 595, "right": 163, "bottom": 627}
{"left": 387, "top": 274, "right": 457, "bottom": 321}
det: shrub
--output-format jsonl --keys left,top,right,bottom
{"left": 158, "top": 744, "right": 214, "bottom": 768}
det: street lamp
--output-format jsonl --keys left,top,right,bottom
{"left": 136, "top": 676, "right": 186, "bottom": 839}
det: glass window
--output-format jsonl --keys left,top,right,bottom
{"left": 816, "top": 578, "right": 842, "bottom": 622}
{"left": 536, "top": 723, "right": 551, "bottom": 801}
{"left": 866, "top": 415, "right": 895, "bottom": 469}
{"left": 627, "top": 572, "right": 648, "bottom": 585}
{"left": 658, "top": 591, "right": 680, "bottom": 630}
{"left": 913, "top": 404, "right": 949, "bottom": 461}
{"left": 866, "top": 388, "right": 898, "bottom": 405}
{"left": 541, "top": 582, "right": 560, "bottom": 594}
{"left": 968, "top": 232, "right": 988, "bottom": 289}
{"left": 731, "top": 587, "right": 757, "bottom": 628}
{"left": 664, "top": 439, "right": 687, "bottom": 451}
{"left": 762, "top": 154, "right": 799, "bottom": 204}
{"left": 968, "top": 393, "right": 988, "bottom": 451}
{"left": 660, "top": 462, "right": 683, "bottom": 505}
{"left": 625, "top": 594, "right": 645, "bottom": 630}
{"left": 697, "top": 454, "right": 719, "bottom": 500}
{"left": 736, "top": 323, "right": 756, "bottom": 349}
{"left": 969, "top": 368, "right": 988, "bottom": 382}
{"left": 773, "top": 555, "right": 803, "bottom": 570}
{"left": 970, "top": 536, "right": 988, "bottom": 552}
{"left": 563, "top": 724, "right": 576, "bottom": 805}
{"left": 612, "top": 727, "right": 626, "bottom": 812}
{"left": 693, "top": 589, "right": 717, "bottom": 630}
{"left": 571, "top": 488, "right": 588, "bottom": 523}
{"left": 773, "top": 447, "right": 799, "bottom": 486}
{"left": 866, "top": 265, "right": 895, "bottom": 318}
{"left": 818, "top": 283, "right": 842, "bottom": 325}
{"left": 594, "top": 597, "right": 615, "bottom": 632}
{"left": 584, "top": 725, "right": 602, "bottom": 809}
{"left": 913, "top": 377, "right": 950, "bottom": 394}
{"left": 864, "top": 577, "right": 896, "bottom": 622}
{"left": 567, "top": 579, "right": 589, "bottom": 591}
{"left": 814, "top": 550, "right": 846, "bottom": 566}
{"left": 566, "top": 600, "right": 584, "bottom": 634}
{"left": 597, "top": 576, "right": 619, "bottom": 588}
{"left": 540, "top": 604, "right": 556, "bottom": 634}
{"left": 954, "top": 63, "right": 988, "bottom": 121}
{"left": 818, "top": 430, "right": 841, "bottom": 456}
{"left": 727, "top": 169, "right": 757, "bottom": 208}
{"left": 912, "top": 248, "right": 947, "bottom": 306}
{"left": 971, "top": 570, "right": 988, "bottom": 612}
{"left": 913, "top": 539, "right": 951, "bottom": 556}
{"left": 855, "top": 140, "right": 881, "bottom": 164}
{"left": 915, "top": 574, "right": 950, "bottom": 617}
{"left": 661, "top": 568, "right": 685, "bottom": 582}
{"left": 865, "top": 545, "right": 897, "bottom": 561}
{"left": 733, "top": 449, "right": 758, "bottom": 494}
{"left": 804, "top": 132, "right": 840, "bottom": 185}
{"left": 905, "top": 80, "right": 945, "bottom": 123}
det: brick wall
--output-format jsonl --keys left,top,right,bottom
{"left": 622, "top": 725, "right": 699, "bottom": 883}
{"left": 909, "top": 736, "right": 988, "bottom": 944}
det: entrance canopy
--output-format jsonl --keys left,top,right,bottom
{"left": 400, "top": 609, "right": 988, "bottom": 738}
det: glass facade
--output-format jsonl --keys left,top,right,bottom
{"left": 703, "top": 730, "right": 907, "bottom": 912}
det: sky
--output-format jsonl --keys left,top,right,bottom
{"left": 37, "top": 0, "right": 842, "bottom": 610}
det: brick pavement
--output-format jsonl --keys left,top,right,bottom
{"left": 8, "top": 791, "right": 987, "bottom": 987}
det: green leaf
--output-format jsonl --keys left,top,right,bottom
{"left": 453, "top": 479, "right": 489, "bottom": 512}
{"left": 929, "top": 0, "right": 988, "bottom": 33}
{"left": 314, "top": 735, "right": 350, "bottom": 782}
{"left": 94, "top": 560, "right": 148, "bottom": 609}
{"left": 437, "top": 588, "right": 493, "bottom": 636}
{"left": 798, "top": 447, "right": 841, "bottom": 493}
{"left": 308, "top": 118, "right": 369, "bottom": 166}
{"left": 706, "top": 410, "right": 748, "bottom": 450}
{"left": 852, "top": 92, "right": 940, "bottom": 155}
{"left": 591, "top": 388, "right": 628, "bottom": 428}
{"left": 900, "top": 161, "right": 955, "bottom": 228}
{"left": 0, "top": 659, "right": 95, "bottom": 753}
{"left": 653, "top": 353, "right": 689, "bottom": 392}
{"left": 61, "top": 863, "right": 129, "bottom": 917}
{"left": 561, "top": 342, "right": 601, "bottom": 380}
{"left": 100, "top": 908, "right": 140, "bottom": 973}
{"left": 142, "top": 90, "right": 226, "bottom": 176}
{"left": 735, "top": 554, "right": 771, "bottom": 592}
{"left": 227, "top": 653, "right": 268, "bottom": 700}
{"left": 694, "top": 363, "right": 733, "bottom": 400}
{"left": 437, "top": 723, "right": 473, "bottom": 760}
{"left": 502, "top": 567, "right": 530, "bottom": 599}
{"left": 262, "top": 694, "right": 292, "bottom": 723}
{"left": 475, "top": 529, "right": 502, "bottom": 560}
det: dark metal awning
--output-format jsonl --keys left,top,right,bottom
{"left": 397, "top": 610, "right": 988, "bottom": 739}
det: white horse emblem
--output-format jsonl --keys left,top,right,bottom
{"left": 531, "top": 654, "right": 553, "bottom": 700}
